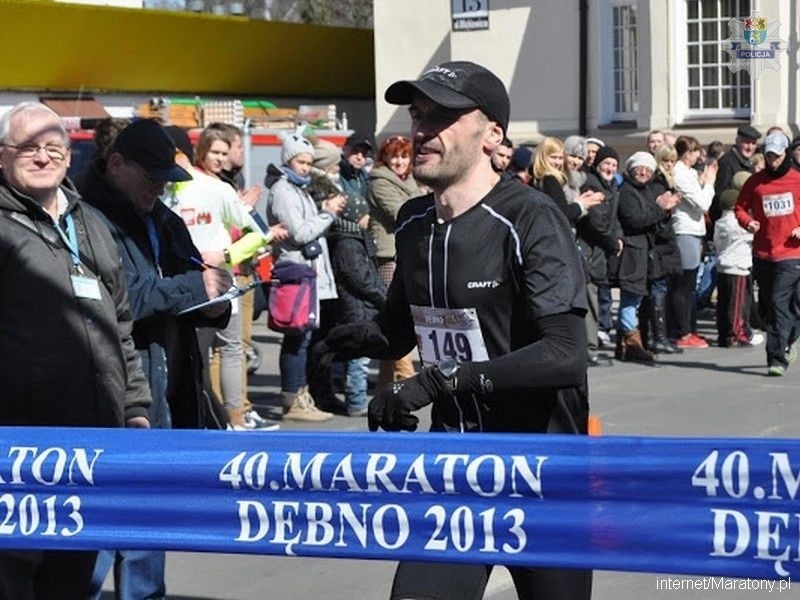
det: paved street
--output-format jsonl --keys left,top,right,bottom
{"left": 100, "top": 314, "right": 800, "bottom": 600}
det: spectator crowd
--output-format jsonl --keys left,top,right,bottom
{"left": 2, "top": 89, "right": 800, "bottom": 597}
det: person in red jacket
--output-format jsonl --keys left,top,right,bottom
{"left": 734, "top": 132, "right": 800, "bottom": 376}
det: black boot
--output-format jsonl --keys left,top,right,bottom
{"left": 639, "top": 296, "right": 653, "bottom": 350}
{"left": 651, "top": 294, "right": 683, "bottom": 354}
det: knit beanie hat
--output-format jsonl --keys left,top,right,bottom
{"left": 625, "top": 151, "right": 657, "bottom": 173}
{"left": 731, "top": 170, "right": 752, "bottom": 190}
{"left": 585, "top": 136, "right": 605, "bottom": 148}
{"left": 510, "top": 146, "right": 533, "bottom": 171}
{"left": 593, "top": 145, "right": 619, "bottom": 167}
{"left": 719, "top": 189, "right": 739, "bottom": 211}
{"left": 563, "top": 135, "right": 588, "bottom": 159}
{"left": 341, "top": 194, "right": 369, "bottom": 224}
{"left": 313, "top": 140, "right": 342, "bottom": 171}
{"left": 333, "top": 194, "right": 369, "bottom": 234}
{"left": 279, "top": 126, "right": 315, "bottom": 165}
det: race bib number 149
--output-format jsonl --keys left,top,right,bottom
{"left": 411, "top": 306, "right": 489, "bottom": 366}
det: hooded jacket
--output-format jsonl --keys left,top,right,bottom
{"left": 366, "top": 165, "right": 422, "bottom": 259}
{"left": 0, "top": 176, "right": 151, "bottom": 426}
{"left": 79, "top": 159, "right": 226, "bottom": 429}
{"left": 327, "top": 224, "right": 386, "bottom": 324}
{"left": 265, "top": 164, "right": 338, "bottom": 301}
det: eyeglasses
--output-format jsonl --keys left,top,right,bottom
{"left": 385, "top": 136, "right": 409, "bottom": 144}
{"left": 2, "top": 143, "right": 68, "bottom": 161}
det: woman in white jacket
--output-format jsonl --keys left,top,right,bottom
{"left": 671, "top": 135, "right": 718, "bottom": 349}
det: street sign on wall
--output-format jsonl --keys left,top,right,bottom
{"left": 452, "top": 0, "right": 489, "bottom": 31}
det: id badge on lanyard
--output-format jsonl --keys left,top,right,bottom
{"left": 411, "top": 305, "right": 489, "bottom": 367}
{"left": 56, "top": 213, "right": 103, "bottom": 301}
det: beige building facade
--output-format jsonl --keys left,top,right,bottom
{"left": 374, "top": 0, "right": 800, "bottom": 149}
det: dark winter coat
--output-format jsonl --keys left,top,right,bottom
{"left": 536, "top": 175, "right": 582, "bottom": 225}
{"left": 617, "top": 175, "right": 672, "bottom": 295}
{"left": 712, "top": 146, "right": 754, "bottom": 221}
{"left": 648, "top": 172, "right": 684, "bottom": 281}
{"left": 577, "top": 170, "right": 622, "bottom": 285}
{"left": 0, "top": 177, "right": 151, "bottom": 426}
{"left": 79, "top": 159, "right": 228, "bottom": 429}
{"left": 327, "top": 228, "right": 386, "bottom": 324}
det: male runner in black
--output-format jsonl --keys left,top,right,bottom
{"left": 315, "top": 61, "right": 591, "bottom": 599}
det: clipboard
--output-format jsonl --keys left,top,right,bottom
{"left": 177, "top": 279, "right": 262, "bottom": 315}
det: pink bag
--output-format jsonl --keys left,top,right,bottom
{"left": 267, "top": 262, "right": 318, "bottom": 333}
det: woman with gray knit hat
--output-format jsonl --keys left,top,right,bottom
{"left": 265, "top": 127, "right": 346, "bottom": 421}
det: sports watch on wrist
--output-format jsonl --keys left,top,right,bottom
{"left": 435, "top": 357, "right": 460, "bottom": 393}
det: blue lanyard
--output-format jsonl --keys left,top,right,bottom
{"left": 145, "top": 214, "right": 162, "bottom": 277}
{"left": 53, "top": 213, "right": 81, "bottom": 271}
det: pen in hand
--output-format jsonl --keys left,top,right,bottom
{"left": 189, "top": 256, "right": 216, "bottom": 271}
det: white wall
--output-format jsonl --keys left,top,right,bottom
{"left": 374, "top": 0, "right": 583, "bottom": 143}
{"left": 373, "top": 0, "right": 799, "bottom": 146}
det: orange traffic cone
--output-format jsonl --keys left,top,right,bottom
{"left": 588, "top": 415, "right": 603, "bottom": 436}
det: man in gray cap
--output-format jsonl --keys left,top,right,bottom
{"left": 313, "top": 60, "right": 591, "bottom": 600}
{"left": 712, "top": 124, "right": 761, "bottom": 221}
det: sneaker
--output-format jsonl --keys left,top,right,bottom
{"left": 597, "top": 331, "right": 611, "bottom": 348}
{"left": 243, "top": 410, "right": 281, "bottom": 431}
{"left": 283, "top": 390, "right": 334, "bottom": 422}
{"left": 674, "top": 334, "right": 709, "bottom": 349}
{"left": 245, "top": 346, "right": 261, "bottom": 374}
{"left": 740, "top": 332, "right": 764, "bottom": 347}
{"left": 768, "top": 364, "right": 786, "bottom": 377}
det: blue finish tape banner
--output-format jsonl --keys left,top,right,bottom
{"left": 0, "top": 428, "right": 797, "bottom": 581}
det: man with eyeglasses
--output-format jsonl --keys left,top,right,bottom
{"left": 0, "top": 103, "right": 153, "bottom": 596}
{"left": 76, "top": 119, "right": 233, "bottom": 600}
{"left": 313, "top": 61, "right": 591, "bottom": 599}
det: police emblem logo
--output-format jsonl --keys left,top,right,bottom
{"left": 743, "top": 17, "right": 767, "bottom": 45}
{"left": 724, "top": 12, "right": 784, "bottom": 79}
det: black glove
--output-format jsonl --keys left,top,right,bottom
{"left": 309, "top": 320, "right": 390, "bottom": 383}
{"left": 368, "top": 367, "right": 451, "bottom": 432}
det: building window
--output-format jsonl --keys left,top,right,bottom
{"left": 685, "top": 0, "right": 751, "bottom": 115}
{"left": 612, "top": 4, "right": 638, "bottom": 116}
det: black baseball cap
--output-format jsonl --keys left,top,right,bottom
{"left": 385, "top": 61, "right": 510, "bottom": 133}
{"left": 111, "top": 119, "right": 192, "bottom": 182}
{"left": 345, "top": 134, "right": 373, "bottom": 154}
{"left": 736, "top": 124, "right": 761, "bottom": 141}
{"left": 163, "top": 125, "right": 194, "bottom": 164}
